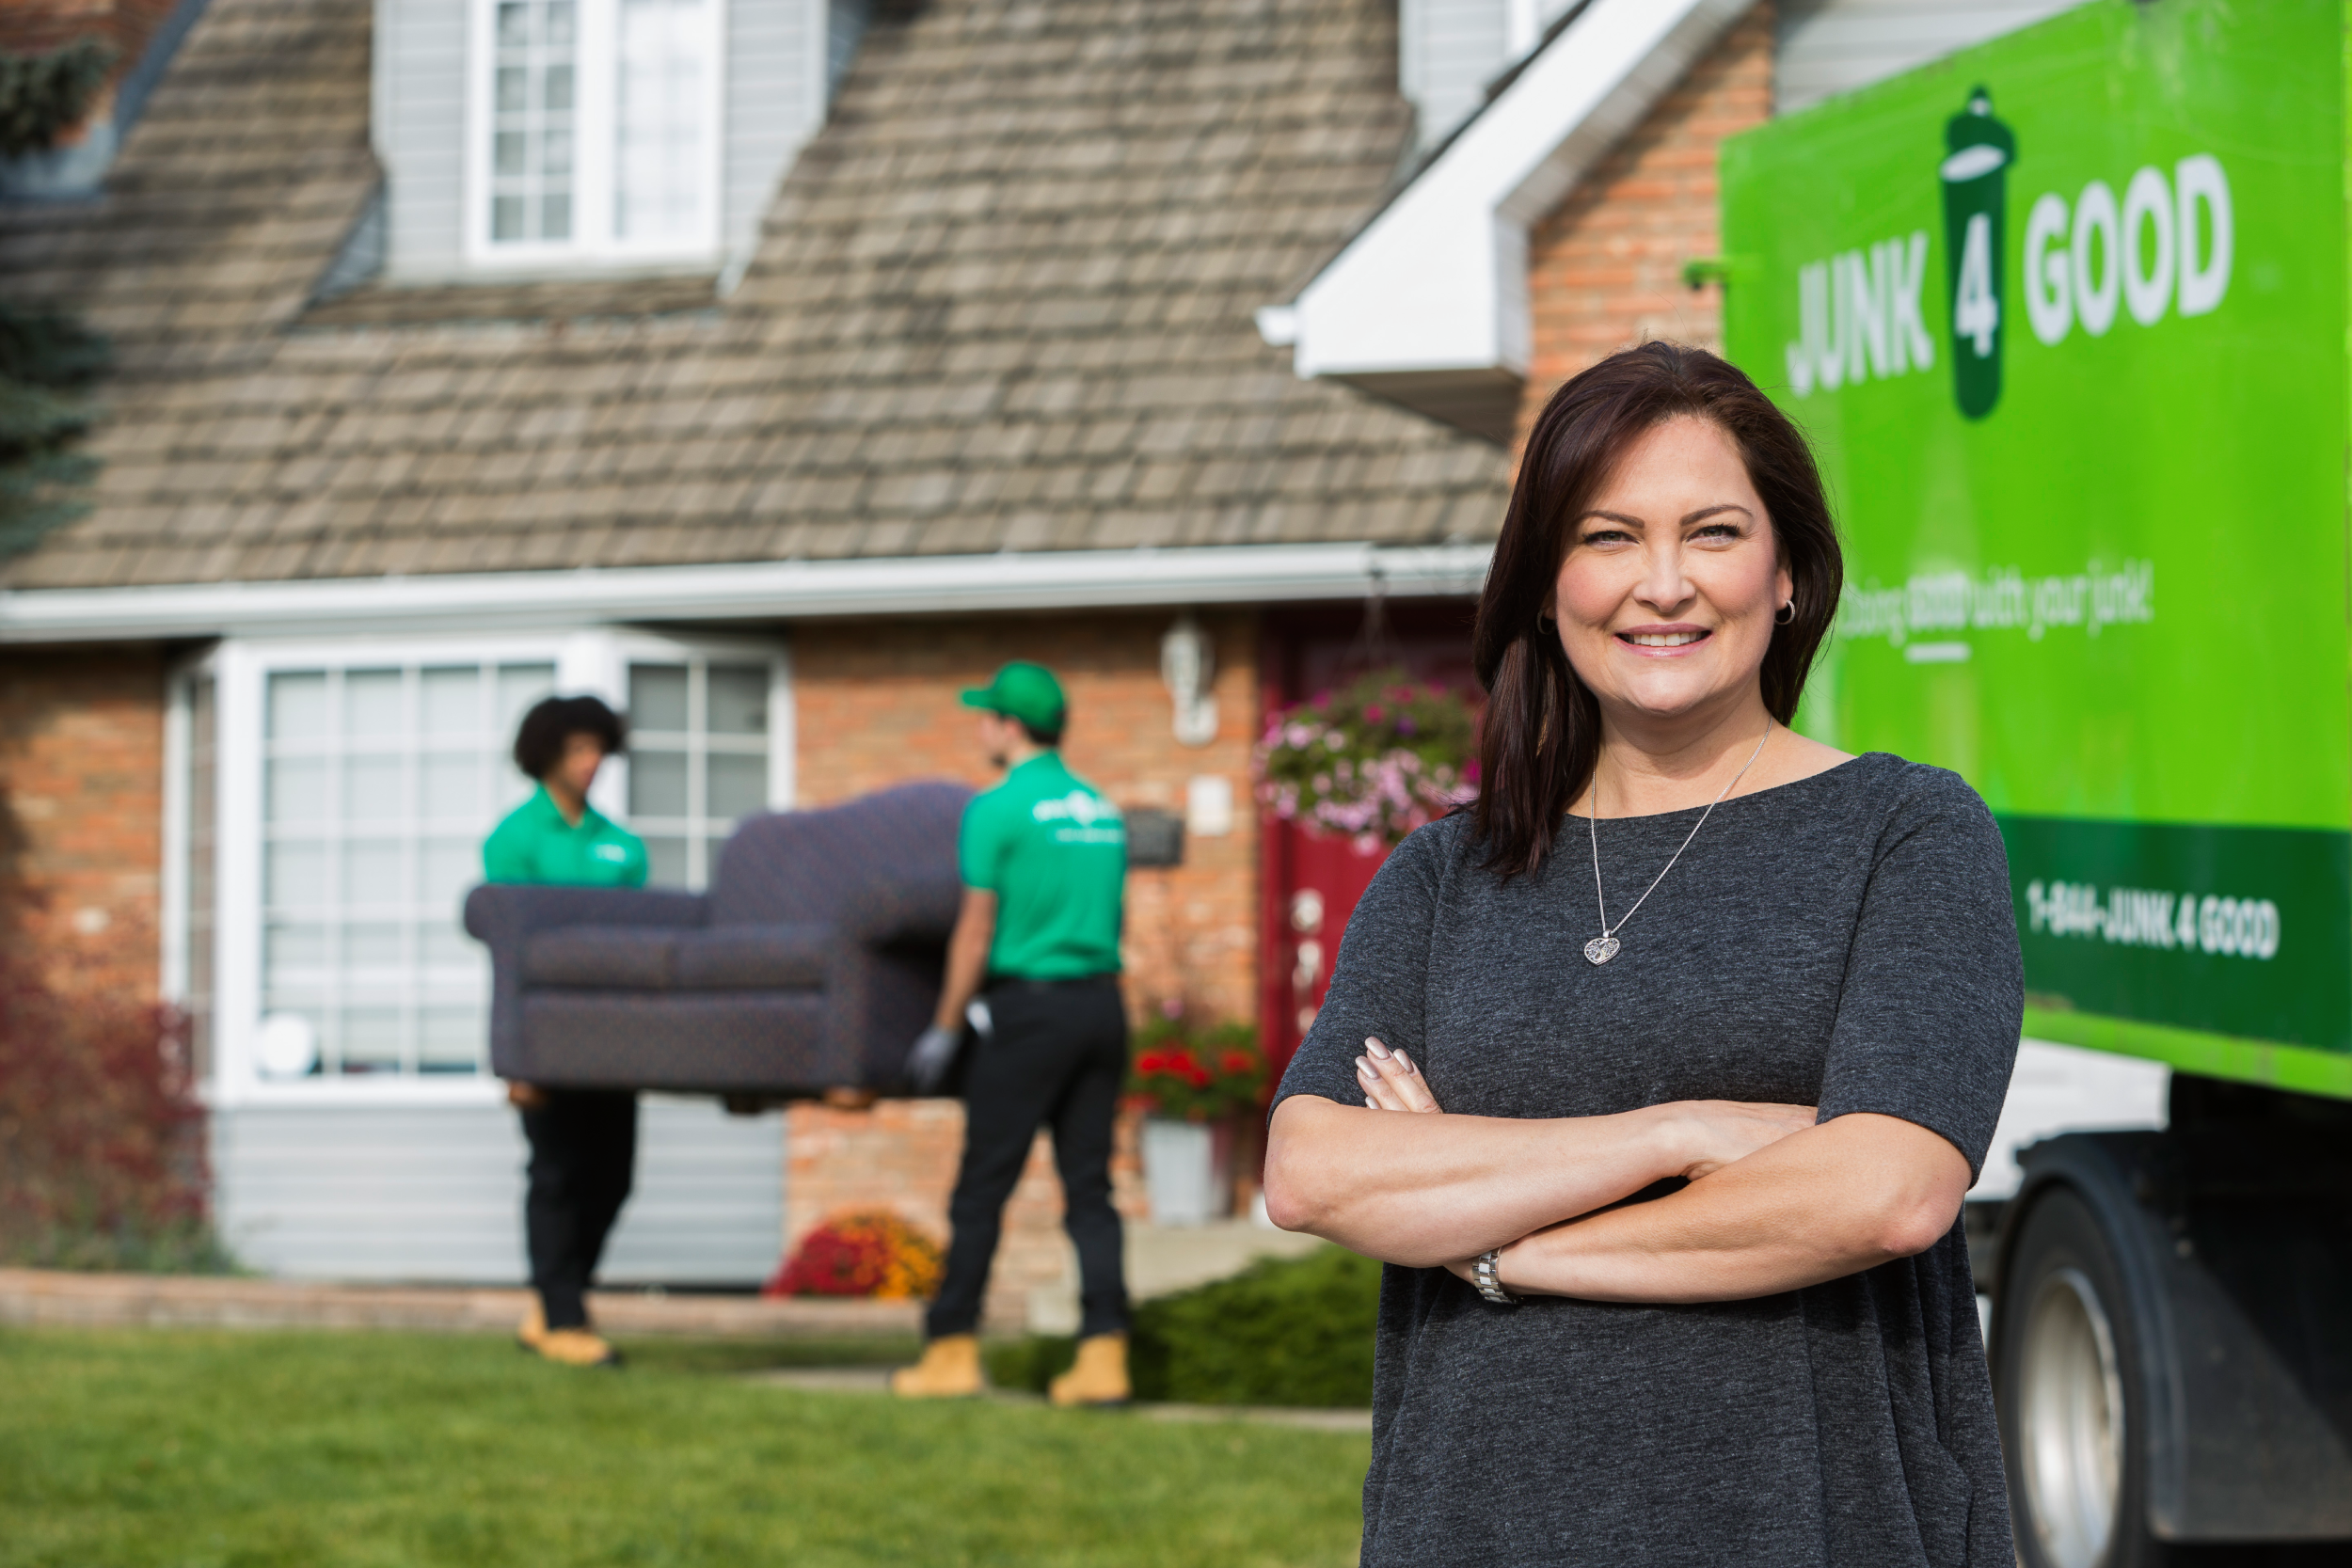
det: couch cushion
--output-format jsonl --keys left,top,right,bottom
{"left": 673, "top": 924, "right": 831, "bottom": 990}
{"left": 522, "top": 927, "right": 682, "bottom": 990}
{"left": 519, "top": 991, "right": 841, "bottom": 1092}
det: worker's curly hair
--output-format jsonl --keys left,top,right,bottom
{"left": 513, "top": 694, "right": 628, "bottom": 781}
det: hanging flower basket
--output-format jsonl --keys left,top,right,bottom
{"left": 1255, "top": 669, "right": 1478, "bottom": 850}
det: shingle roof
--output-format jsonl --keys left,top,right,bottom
{"left": 0, "top": 0, "right": 1510, "bottom": 591}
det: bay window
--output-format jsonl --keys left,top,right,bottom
{"left": 169, "top": 632, "right": 791, "bottom": 1103}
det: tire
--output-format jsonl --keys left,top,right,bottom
{"left": 1996, "top": 1184, "right": 2173, "bottom": 1568}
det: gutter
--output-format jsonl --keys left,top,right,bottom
{"left": 0, "top": 541, "right": 1495, "bottom": 644}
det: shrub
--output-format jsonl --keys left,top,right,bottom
{"left": 0, "top": 960, "right": 235, "bottom": 1274}
{"left": 0, "top": 39, "right": 115, "bottom": 159}
{"left": 767, "top": 1210, "right": 944, "bottom": 1300}
{"left": 986, "top": 1244, "right": 1382, "bottom": 1407}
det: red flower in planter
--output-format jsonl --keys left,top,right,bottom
{"left": 1124, "top": 1016, "right": 1270, "bottom": 1122}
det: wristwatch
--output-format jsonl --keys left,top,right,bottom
{"left": 1471, "top": 1248, "right": 1518, "bottom": 1306}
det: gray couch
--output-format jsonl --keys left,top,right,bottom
{"left": 463, "top": 781, "right": 972, "bottom": 1097}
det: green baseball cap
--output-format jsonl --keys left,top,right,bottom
{"left": 960, "top": 660, "right": 1066, "bottom": 732}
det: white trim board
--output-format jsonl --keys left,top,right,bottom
{"left": 0, "top": 543, "right": 1496, "bottom": 644}
{"left": 1284, "top": 0, "right": 1752, "bottom": 440}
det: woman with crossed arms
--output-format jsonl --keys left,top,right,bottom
{"left": 1264, "top": 343, "right": 2021, "bottom": 1567}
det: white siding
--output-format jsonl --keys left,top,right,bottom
{"left": 721, "top": 0, "right": 829, "bottom": 283}
{"left": 214, "top": 1096, "right": 785, "bottom": 1285}
{"left": 1774, "top": 0, "right": 2094, "bottom": 115}
{"left": 375, "top": 0, "right": 472, "bottom": 281}
{"left": 1400, "top": 0, "right": 1509, "bottom": 152}
{"left": 1401, "top": 0, "right": 1591, "bottom": 154}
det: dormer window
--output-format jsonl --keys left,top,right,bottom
{"left": 369, "top": 0, "right": 861, "bottom": 288}
{"left": 466, "top": 0, "right": 721, "bottom": 267}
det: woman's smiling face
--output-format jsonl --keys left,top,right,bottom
{"left": 1549, "top": 415, "right": 1791, "bottom": 729}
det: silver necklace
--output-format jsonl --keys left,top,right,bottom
{"left": 1582, "top": 723, "right": 1772, "bottom": 965}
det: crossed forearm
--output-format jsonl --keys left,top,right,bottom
{"left": 1262, "top": 1096, "right": 1688, "bottom": 1268}
{"left": 1486, "top": 1113, "right": 1971, "bottom": 1302}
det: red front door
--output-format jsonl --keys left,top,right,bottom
{"left": 1258, "top": 602, "right": 1479, "bottom": 1084}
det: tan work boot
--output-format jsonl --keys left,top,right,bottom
{"left": 534, "top": 1327, "right": 623, "bottom": 1368}
{"left": 890, "top": 1334, "right": 983, "bottom": 1398}
{"left": 1049, "top": 1333, "right": 1130, "bottom": 1408}
{"left": 516, "top": 1300, "right": 548, "bottom": 1352}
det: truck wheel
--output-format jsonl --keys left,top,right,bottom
{"left": 1997, "top": 1185, "right": 2169, "bottom": 1568}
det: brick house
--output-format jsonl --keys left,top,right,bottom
{"left": 0, "top": 0, "right": 2085, "bottom": 1307}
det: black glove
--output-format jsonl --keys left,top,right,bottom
{"left": 906, "top": 1023, "right": 961, "bottom": 1096}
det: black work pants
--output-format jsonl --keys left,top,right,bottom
{"left": 927, "top": 979, "right": 1130, "bottom": 1339}
{"left": 519, "top": 1089, "right": 637, "bottom": 1330}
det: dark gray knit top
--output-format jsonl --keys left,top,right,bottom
{"left": 1274, "top": 752, "right": 2022, "bottom": 1568}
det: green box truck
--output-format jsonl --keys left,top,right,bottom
{"left": 1721, "top": 2, "right": 2352, "bottom": 1562}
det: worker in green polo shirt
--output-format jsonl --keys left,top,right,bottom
{"left": 483, "top": 694, "right": 647, "bottom": 1370}
{"left": 893, "top": 661, "right": 1134, "bottom": 1406}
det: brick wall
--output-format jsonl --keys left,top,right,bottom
{"left": 787, "top": 610, "right": 1261, "bottom": 1331}
{"left": 0, "top": 647, "right": 167, "bottom": 1002}
{"left": 0, "top": 0, "right": 182, "bottom": 62}
{"left": 794, "top": 608, "right": 1260, "bottom": 1023}
{"left": 1514, "top": 4, "right": 1774, "bottom": 445}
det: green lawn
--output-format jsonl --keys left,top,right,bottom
{"left": 0, "top": 1328, "right": 1368, "bottom": 1568}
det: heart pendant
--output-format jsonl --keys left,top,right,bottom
{"left": 1583, "top": 936, "right": 1620, "bottom": 966}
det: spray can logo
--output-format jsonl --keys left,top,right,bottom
{"left": 1940, "top": 87, "right": 2014, "bottom": 419}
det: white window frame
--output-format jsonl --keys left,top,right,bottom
{"left": 462, "top": 0, "right": 727, "bottom": 272}
{"left": 167, "top": 628, "right": 793, "bottom": 1110}
{"left": 562, "top": 629, "right": 797, "bottom": 890}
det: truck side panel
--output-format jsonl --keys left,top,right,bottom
{"left": 1722, "top": 0, "right": 2352, "bottom": 1094}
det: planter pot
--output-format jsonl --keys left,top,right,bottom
{"left": 1141, "top": 1117, "right": 1233, "bottom": 1227}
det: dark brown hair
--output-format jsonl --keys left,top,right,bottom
{"left": 1470, "top": 341, "right": 1841, "bottom": 877}
{"left": 514, "top": 694, "right": 628, "bottom": 781}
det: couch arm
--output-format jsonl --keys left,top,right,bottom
{"left": 465, "top": 884, "right": 708, "bottom": 1081}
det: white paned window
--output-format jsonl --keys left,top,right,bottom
{"left": 490, "top": 0, "right": 578, "bottom": 243}
{"left": 260, "top": 661, "right": 556, "bottom": 1078}
{"left": 167, "top": 633, "right": 792, "bottom": 1105}
{"left": 468, "top": 0, "right": 722, "bottom": 267}
{"left": 615, "top": 0, "right": 710, "bottom": 245}
{"left": 626, "top": 657, "right": 775, "bottom": 889}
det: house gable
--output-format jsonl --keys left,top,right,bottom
{"left": 1281, "top": 0, "right": 2101, "bottom": 440}
{"left": 1287, "top": 0, "right": 1754, "bottom": 443}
